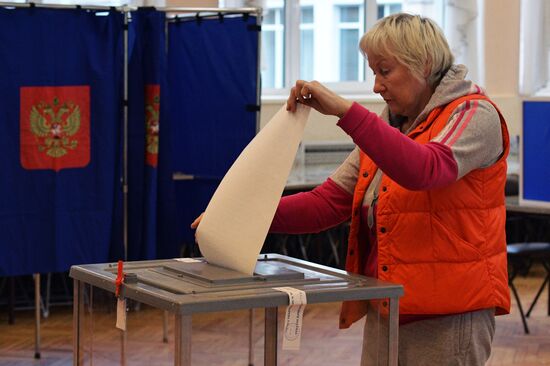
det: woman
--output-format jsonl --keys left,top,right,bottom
{"left": 276, "top": 13, "right": 510, "bottom": 365}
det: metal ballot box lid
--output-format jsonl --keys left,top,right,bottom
{"left": 69, "top": 254, "right": 403, "bottom": 315}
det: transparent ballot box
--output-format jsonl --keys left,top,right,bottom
{"left": 70, "top": 254, "right": 403, "bottom": 365}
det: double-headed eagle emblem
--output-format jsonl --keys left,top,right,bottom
{"left": 30, "top": 96, "right": 81, "bottom": 158}
{"left": 145, "top": 94, "right": 160, "bottom": 155}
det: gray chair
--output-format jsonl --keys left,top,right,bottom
{"left": 507, "top": 241, "right": 550, "bottom": 334}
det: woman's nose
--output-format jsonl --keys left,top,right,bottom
{"left": 373, "top": 76, "right": 385, "bottom": 94}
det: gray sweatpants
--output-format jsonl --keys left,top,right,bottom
{"left": 361, "top": 307, "right": 495, "bottom": 366}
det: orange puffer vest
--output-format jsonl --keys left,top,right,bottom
{"left": 339, "top": 94, "right": 511, "bottom": 329}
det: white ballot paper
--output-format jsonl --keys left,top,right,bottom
{"left": 196, "top": 104, "right": 311, "bottom": 274}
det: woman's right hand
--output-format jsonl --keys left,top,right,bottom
{"left": 190, "top": 213, "right": 203, "bottom": 229}
{"left": 286, "top": 80, "right": 353, "bottom": 118}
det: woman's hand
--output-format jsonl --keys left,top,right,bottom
{"left": 286, "top": 80, "right": 353, "bottom": 118}
{"left": 190, "top": 213, "right": 203, "bottom": 229}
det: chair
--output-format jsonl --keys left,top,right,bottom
{"left": 507, "top": 242, "right": 550, "bottom": 334}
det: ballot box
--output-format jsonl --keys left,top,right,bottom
{"left": 70, "top": 254, "right": 403, "bottom": 366}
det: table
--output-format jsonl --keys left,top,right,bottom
{"left": 506, "top": 195, "right": 550, "bottom": 215}
{"left": 285, "top": 163, "right": 339, "bottom": 191}
{"left": 505, "top": 196, "right": 550, "bottom": 333}
{"left": 506, "top": 195, "right": 550, "bottom": 247}
{"left": 70, "top": 254, "right": 403, "bottom": 366}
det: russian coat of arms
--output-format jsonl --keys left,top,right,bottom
{"left": 30, "top": 97, "right": 81, "bottom": 158}
{"left": 20, "top": 85, "right": 90, "bottom": 171}
{"left": 145, "top": 84, "right": 160, "bottom": 167}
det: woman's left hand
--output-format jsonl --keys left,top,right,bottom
{"left": 190, "top": 213, "right": 203, "bottom": 229}
{"left": 286, "top": 80, "right": 353, "bottom": 118}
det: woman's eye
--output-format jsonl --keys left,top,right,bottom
{"left": 380, "top": 69, "right": 389, "bottom": 76}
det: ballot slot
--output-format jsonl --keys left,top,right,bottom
{"left": 134, "top": 270, "right": 192, "bottom": 295}
{"left": 254, "top": 262, "right": 305, "bottom": 281}
{"left": 162, "top": 260, "right": 306, "bottom": 285}
{"left": 163, "top": 261, "right": 256, "bottom": 285}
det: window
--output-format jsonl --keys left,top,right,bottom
{"left": 519, "top": 1, "right": 550, "bottom": 95}
{"left": 377, "top": 2, "right": 402, "bottom": 19}
{"left": 300, "top": 6, "right": 314, "bottom": 80}
{"left": 262, "top": 2, "right": 285, "bottom": 89}
{"left": 338, "top": 5, "right": 363, "bottom": 82}
{"left": 260, "top": 0, "right": 445, "bottom": 96}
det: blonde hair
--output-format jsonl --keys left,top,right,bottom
{"left": 360, "top": 13, "right": 454, "bottom": 87}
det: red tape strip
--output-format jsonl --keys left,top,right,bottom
{"left": 115, "top": 260, "right": 124, "bottom": 298}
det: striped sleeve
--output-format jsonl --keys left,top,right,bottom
{"left": 337, "top": 103, "right": 458, "bottom": 191}
{"left": 432, "top": 99, "right": 503, "bottom": 179}
{"left": 329, "top": 146, "right": 360, "bottom": 195}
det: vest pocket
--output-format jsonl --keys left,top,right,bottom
{"left": 432, "top": 216, "right": 483, "bottom": 261}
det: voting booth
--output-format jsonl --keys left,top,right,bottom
{"left": 0, "top": 3, "right": 262, "bottom": 359}
{"left": 0, "top": 5, "right": 261, "bottom": 275}
{"left": 70, "top": 254, "right": 403, "bottom": 366}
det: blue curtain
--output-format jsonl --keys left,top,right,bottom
{"left": 127, "top": 9, "right": 175, "bottom": 261}
{"left": 0, "top": 8, "right": 124, "bottom": 276}
{"left": 167, "top": 15, "right": 259, "bottom": 253}
{"left": 127, "top": 8, "right": 179, "bottom": 261}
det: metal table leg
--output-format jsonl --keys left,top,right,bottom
{"left": 44, "top": 273, "right": 51, "bottom": 318}
{"left": 388, "top": 297, "right": 399, "bottom": 366}
{"left": 325, "top": 229, "right": 341, "bottom": 267}
{"left": 8, "top": 277, "right": 15, "bottom": 325}
{"left": 264, "top": 307, "right": 277, "bottom": 366}
{"left": 34, "top": 273, "right": 41, "bottom": 359}
{"left": 248, "top": 309, "right": 254, "bottom": 366}
{"left": 547, "top": 262, "right": 550, "bottom": 316}
{"left": 174, "top": 314, "right": 192, "bottom": 366}
{"left": 89, "top": 286, "right": 94, "bottom": 365}
{"left": 73, "top": 279, "right": 84, "bottom": 365}
{"left": 121, "top": 328, "right": 127, "bottom": 366}
{"left": 163, "top": 310, "right": 169, "bottom": 343}
{"left": 297, "top": 235, "right": 310, "bottom": 261}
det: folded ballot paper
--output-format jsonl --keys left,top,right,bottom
{"left": 196, "top": 104, "right": 311, "bottom": 275}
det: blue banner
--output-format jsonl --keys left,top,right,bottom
{"left": 0, "top": 8, "right": 124, "bottom": 275}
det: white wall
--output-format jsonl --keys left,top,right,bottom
{"left": 484, "top": 0, "right": 521, "bottom": 138}
{"left": 260, "top": 0, "right": 523, "bottom": 141}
